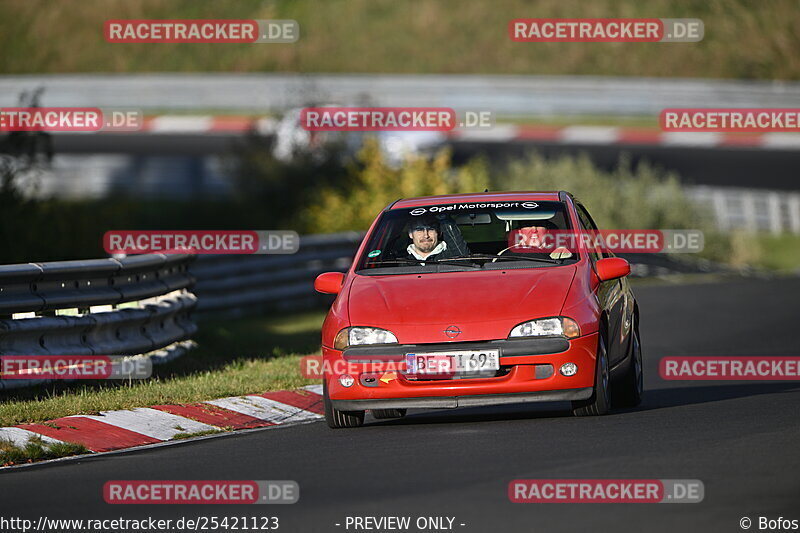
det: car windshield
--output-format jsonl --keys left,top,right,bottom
{"left": 356, "top": 200, "right": 579, "bottom": 274}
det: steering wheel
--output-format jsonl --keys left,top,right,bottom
{"left": 491, "top": 244, "right": 573, "bottom": 263}
{"left": 491, "top": 244, "right": 524, "bottom": 262}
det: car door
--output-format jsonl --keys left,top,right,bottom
{"left": 575, "top": 203, "right": 628, "bottom": 366}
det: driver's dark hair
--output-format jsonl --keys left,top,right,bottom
{"left": 406, "top": 215, "right": 440, "bottom": 233}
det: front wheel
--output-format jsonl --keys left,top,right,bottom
{"left": 571, "top": 334, "right": 611, "bottom": 416}
{"left": 323, "top": 381, "right": 365, "bottom": 428}
{"left": 612, "top": 325, "right": 643, "bottom": 408}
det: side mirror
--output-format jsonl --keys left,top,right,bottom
{"left": 595, "top": 257, "right": 631, "bottom": 282}
{"left": 314, "top": 272, "right": 345, "bottom": 295}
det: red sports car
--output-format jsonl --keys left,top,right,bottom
{"left": 314, "top": 191, "right": 643, "bottom": 428}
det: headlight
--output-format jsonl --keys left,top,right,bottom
{"left": 334, "top": 327, "right": 398, "bottom": 350}
{"left": 508, "top": 317, "right": 581, "bottom": 339}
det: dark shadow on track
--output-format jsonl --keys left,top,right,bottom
{"left": 368, "top": 404, "right": 571, "bottom": 427}
{"left": 632, "top": 382, "right": 800, "bottom": 411}
{"left": 362, "top": 382, "right": 800, "bottom": 427}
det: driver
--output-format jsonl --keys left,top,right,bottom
{"left": 406, "top": 215, "right": 468, "bottom": 261}
{"left": 509, "top": 222, "right": 573, "bottom": 260}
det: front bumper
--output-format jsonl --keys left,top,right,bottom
{"left": 332, "top": 387, "right": 593, "bottom": 410}
{"left": 325, "top": 332, "right": 599, "bottom": 410}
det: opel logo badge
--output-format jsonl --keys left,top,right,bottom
{"left": 410, "top": 208, "right": 427, "bottom": 216}
{"left": 444, "top": 325, "right": 462, "bottom": 338}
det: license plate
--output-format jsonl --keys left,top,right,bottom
{"left": 405, "top": 350, "right": 500, "bottom": 376}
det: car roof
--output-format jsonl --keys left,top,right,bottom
{"left": 389, "top": 191, "right": 565, "bottom": 210}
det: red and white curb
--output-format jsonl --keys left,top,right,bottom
{"left": 139, "top": 115, "right": 276, "bottom": 135}
{"left": 0, "top": 385, "right": 323, "bottom": 457}
{"left": 448, "top": 124, "right": 800, "bottom": 150}
{"left": 107, "top": 115, "right": 800, "bottom": 151}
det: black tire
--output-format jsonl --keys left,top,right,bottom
{"left": 323, "top": 382, "right": 365, "bottom": 428}
{"left": 571, "top": 334, "right": 611, "bottom": 416}
{"left": 612, "top": 324, "right": 644, "bottom": 408}
{"left": 372, "top": 409, "right": 407, "bottom": 419}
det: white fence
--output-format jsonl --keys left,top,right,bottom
{"left": 687, "top": 186, "right": 800, "bottom": 234}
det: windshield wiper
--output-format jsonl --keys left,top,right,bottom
{"left": 364, "top": 257, "right": 481, "bottom": 269}
{"left": 454, "top": 253, "right": 562, "bottom": 264}
{"left": 424, "top": 257, "right": 482, "bottom": 268}
{"left": 365, "top": 258, "right": 426, "bottom": 266}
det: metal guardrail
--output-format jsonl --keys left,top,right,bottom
{"left": 2, "top": 74, "right": 800, "bottom": 117}
{"left": 191, "top": 232, "right": 363, "bottom": 315}
{"left": 0, "top": 254, "right": 197, "bottom": 389}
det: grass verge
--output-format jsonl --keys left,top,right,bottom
{"left": 0, "top": 310, "right": 325, "bottom": 428}
{"left": 749, "top": 235, "right": 800, "bottom": 273}
{"left": 1, "top": 0, "right": 798, "bottom": 79}
{"left": 171, "top": 429, "right": 225, "bottom": 441}
{"left": 1, "top": 435, "right": 88, "bottom": 467}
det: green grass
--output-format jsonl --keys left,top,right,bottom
{"left": 0, "top": 435, "right": 88, "bottom": 467}
{"left": 749, "top": 234, "right": 800, "bottom": 272}
{"left": 172, "top": 429, "right": 224, "bottom": 440}
{"left": 0, "top": 0, "right": 798, "bottom": 80}
{"left": 0, "top": 310, "right": 325, "bottom": 427}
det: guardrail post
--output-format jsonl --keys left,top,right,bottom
{"left": 789, "top": 194, "right": 800, "bottom": 235}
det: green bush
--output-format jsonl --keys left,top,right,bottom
{"left": 0, "top": 131, "right": 763, "bottom": 268}
{"left": 303, "top": 138, "right": 490, "bottom": 232}
{"left": 0, "top": 134, "right": 340, "bottom": 263}
{"left": 496, "top": 152, "right": 700, "bottom": 230}
{"left": 227, "top": 134, "right": 350, "bottom": 229}
{"left": 304, "top": 146, "right": 752, "bottom": 265}
{"left": 493, "top": 152, "right": 764, "bottom": 265}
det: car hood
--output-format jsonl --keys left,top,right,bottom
{"left": 347, "top": 266, "right": 577, "bottom": 343}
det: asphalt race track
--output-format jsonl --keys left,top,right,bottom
{"left": 1, "top": 277, "right": 799, "bottom": 533}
